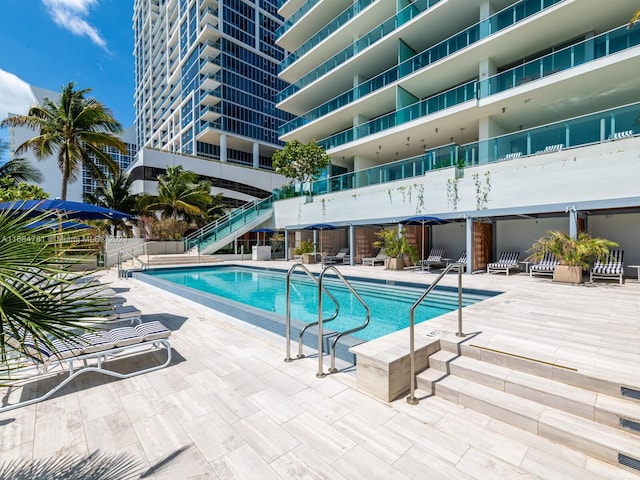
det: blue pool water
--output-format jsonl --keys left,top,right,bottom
{"left": 143, "top": 265, "right": 498, "bottom": 341}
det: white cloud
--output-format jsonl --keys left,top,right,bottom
{"left": 0, "top": 69, "right": 36, "bottom": 122}
{"left": 42, "top": 0, "right": 107, "bottom": 50}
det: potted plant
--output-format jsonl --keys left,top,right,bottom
{"left": 527, "top": 230, "right": 618, "bottom": 284}
{"left": 294, "top": 239, "right": 316, "bottom": 264}
{"left": 373, "top": 228, "right": 417, "bottom": 270}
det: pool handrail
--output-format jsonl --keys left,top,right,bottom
{"left": 317, "top": 265, "right": 371, "bottom": 378}
{"left": 407, "top": 262, "right": 465, "bottom": 406}
{"left": 284, "top": 262, "right": 339, "bottom": 363}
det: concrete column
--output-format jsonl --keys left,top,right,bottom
{"left": 349, "top": 224, "right": 355, "bottom": 266}
{"left": 466, "top": 216, "right": 473, "bottom": 274}
{"left": 284, "top": 228, "right": 289, "bottom": 261}
{"left": 252, "top": 142, "right": 259, "bottom": 168}
{"left": 567, "top": 206, "right": 578, "bottom": 239}
{"left": 220, "top": 134, "right": 227, "bottom": 163}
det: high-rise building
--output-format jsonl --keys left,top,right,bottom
{"left": 269, "top": 0, "right": 640, "bottom": 269}
{"left": 129, "top": 0, "right": 291, "bottom": 205}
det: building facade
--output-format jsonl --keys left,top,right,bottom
{"left": 131, "top": 0, "right": 292, "bottom": 187}
{"left": 272, "top": 0, "right": 640, "bottom": 272}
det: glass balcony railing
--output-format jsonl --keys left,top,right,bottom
{"left": 480, "top": 23, "right": 640, "bottom": 97}
{"left": 185, "top": 196, "right": 274, "bottom": 251}
{"left": 282, "top": 21, "right": 640, "bottom": 144}
{"left": 273, "top": 101, "right": 640, "bottom": 201}
{"left": 279, "top": 0, "right": 376, "bottom": 73}
{"left": 277, "top": 0, "right": 564, "bottom": 104}
{"left": 317, "top": 81, "right": 477, "bottom": 150}
{"left": 275, "top": 0, "right": 320, "bottom": 38}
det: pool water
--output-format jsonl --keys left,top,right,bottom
{"left": 145, "top": 265, "right": 497, "bottom": 341}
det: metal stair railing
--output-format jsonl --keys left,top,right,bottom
{"left": 116, "top": 246, "right": 148, "bottom": 278}
{"left": 317, "top": 265, "right": 370, "bottom": 378}
{"left": 184, "top": 196, "right": 273, "bottom": 252}
{"left": 284, "top": 263, "right": 339, "bottom": 363}
{"left": 407, "top": 262, "right": 465, "bottom": 405}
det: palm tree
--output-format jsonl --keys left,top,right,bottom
{"left": 0, "top": 82, "right": 127, "bottom": 200}
{"left": 0, "top": 157, "right": 44, "bottom": 184}
{"left": 0, "top": 207, "right": 111, "bottom": 369}
{"left": 0, "top": 139, "right": 43, "bottom": 184}
{"left": 84, "top": 172, "right": 138, "bottom": 236}
{"left": 138, "top": 165, "right": 212, "bottom": 224}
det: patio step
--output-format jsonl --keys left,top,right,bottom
{"left": 416, "top": 340, "right": 640, "bottom": 472}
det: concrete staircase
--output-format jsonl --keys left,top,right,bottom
{"left": 416, "top": 334, "right": 640, "bottom": 475}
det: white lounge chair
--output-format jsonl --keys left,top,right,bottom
{"left": 590, "top": 249, "right": 624, "bottom": 284}
{"left": 0, "top": 321, "right": 172, "bottom": 413}
{"left": 362, "top": 250, "right": 386, "bottom": 266}
{"left": 487, "top": 251, "right": 520, "bottom": 275}
{"left": 416, "top": 248, "right": 446, "bottom": 271}
{"left": 529, "top": 252, "right": 559, "bottom": 277}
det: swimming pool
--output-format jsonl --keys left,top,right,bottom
{"left": 136, "top": 265, "right": 499, "bottom": 343}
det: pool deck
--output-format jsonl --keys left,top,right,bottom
{"left": 1, "top": 260, "right": 639, "bottom": 479}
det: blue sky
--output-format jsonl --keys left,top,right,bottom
{"left": 0, "top": 0, "right": 135, "bottom": 146}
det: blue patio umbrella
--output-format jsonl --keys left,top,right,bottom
{"left": 0, "top": 199, "right": 132, "bottom": 221}
{"left": 250, "top": 227, "right": 275, "bottom": 245}
{"left": 399, "top": 215, "right": 450, "bottom": 259}
{"left": 27, "top": 220, "right": 90, "bottom": 230}
{"left": 303, "top": 223, "right": 337, "bottom": 254}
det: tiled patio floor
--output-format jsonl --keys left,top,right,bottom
{"left": 0, "top": 261, "right": 639, "bottom": 479}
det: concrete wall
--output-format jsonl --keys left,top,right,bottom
{"left": 128, "top": 148, "right": 288, "bottom": 203}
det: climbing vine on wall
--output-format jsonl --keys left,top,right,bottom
{"left": 446, "top": 178, "right": 459, "bottom": 211}
{"left": 320, "top": 198, "right": 326, "bottom": 220}
{"left": 472, "top": 171, "right": 491, "bottom": 210}
{"left": 414, "top": 184, "right": 425, "bottom": 213}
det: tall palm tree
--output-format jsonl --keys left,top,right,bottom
{"left": 138, "top": 165, "right": 212, "bottom": 224}
{"left": 84, "top": 172, "right": 138, "bottom": 236}
{"left": 0, "top": 82, "right": 127, "bottom": 200}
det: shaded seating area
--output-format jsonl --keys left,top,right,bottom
{"left": 487, "top": 251, "right": 520, "bottom": 275}
{"left": 0, "top": 320, "right": 172, "bottom": 413}
{"left": 322, "top": 247, "right": 350, "bottom": 265}
{"left": 590, "top": 249, "right": 625, "bottom": 284}
{"left": 416, "top": 248, "right": 446, "bottom": 271}
{"left": 529, "top": 252, "right": 559, "bottom": 277}
{"left": 362, "top": 249, "right": 386, "bottom": 267}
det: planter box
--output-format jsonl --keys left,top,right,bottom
{"left": 302, "top": 253, "right": 316, "bottom": 264}
{"left": 385, "top": 257, "right": 405, "bottom": 270}
{"left": 553, "top": 265, "right": 583, "bottom": 284}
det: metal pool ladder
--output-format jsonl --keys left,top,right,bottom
{"left": 407, "top": 262, "right": 465, "bottom": 406}
{"left": 317, "top": 265, "right": 370, "bottom": 377}
{"left": 284, "top": 263, "right": 339, "bottom": 362}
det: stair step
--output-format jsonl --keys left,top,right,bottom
{"left": 421, "top": 372, "right": 640, "bottom": 469}
{"left": 423, "top": 352, "right": 640, "bottom": 436}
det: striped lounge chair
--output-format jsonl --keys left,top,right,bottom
{"left": 0, "top": 321, "right": 172, "bottom": 413}
{"left": 417, "top": 248, "right": 446, "bottom": 271}
{"left": 529, "top": 252, "right": 559, "bottom": 277}
{"left": 590, "top": 249, "right": 625, "bottom": 284}
{"left": 447, "top": 250, "right": 467, "bottom": 272}
{"left": 487, "top": 251, "right": 520, "bottom": 275}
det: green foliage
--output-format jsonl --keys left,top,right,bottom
{"left": 0, "top": 178, "right": 48, "bottom": 201}
{"left": 373, "top": 227, "right": 417, "bottom": 263}
{"left": 137, "top": 165, "right": 212, "bottom": 229}
{"left": 0, "top": 207, "right": 113, "bottom": 370}
{"left": 0, "top": 82, "right": 126, "bottom": 200}
{"left": 527, "top": 230, "right": 619, "bottom": 268}
{"left": 0, "top": 156, "right": 44, "bottom": 184}
{"left": 272, "top": 140, "right": 330, "bottom": 185}
{"left": 294, "top": 239, "right": 314, "bottom": 255}
{"left": 84, "top": 172, "right": 138, "bottom": 237}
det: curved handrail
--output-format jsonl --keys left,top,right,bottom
{"left": 317, "top": 265, "right": 370, "bottom": 377}
{"left": 284, "top": 263, "right": 339, "bottom": 362}
{"left": 407, "top": 262, "right": 465, "bottom": 405}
